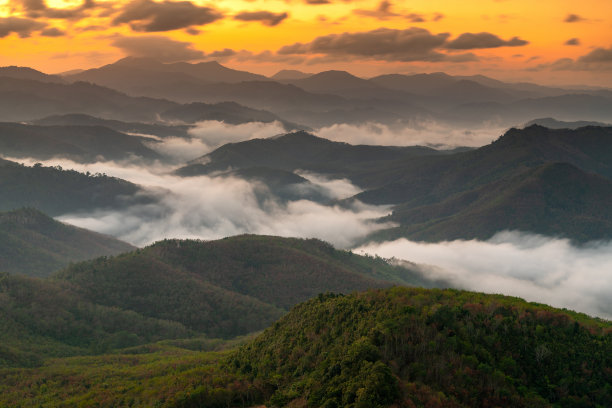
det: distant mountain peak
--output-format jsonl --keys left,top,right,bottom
{"left": 112, "top": 56, "right": 163, "bottom": 66}
{"left": 271, "top": 69, "right": 313, "bottom": 81}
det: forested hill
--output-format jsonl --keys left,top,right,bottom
{"left": 0, "top": 208, "right": 134, "bottom": 277}
{"left": 0, "top": 159, "right": 151, "bottom": 216}
{"left": 177, "top": 287, "right": 612, "bottom": 408}
{"left": 55, "top": 235, "right": 436, "bottom": 334}
{"left": 0, "top": 235, "right": 436, "bottom": 368}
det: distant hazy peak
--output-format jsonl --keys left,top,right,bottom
{"left": 524, "top": 117, "right": 611, "bottom": 129}
{"left": 271, "top": 69, "right": 313, "bottom": 81}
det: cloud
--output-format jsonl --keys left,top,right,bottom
{"left": 564, "top": 13, "right": 585, "bottom": 23}
{"left": 446, "top": 32, "right": 529, "bottom": 49}
{"left": 40, "top": 27, "right": 65, "bottom": 37}
{"left": 208, "top": 48, "right": 237, "bottom": 58}
{"left": 315, "top": 122, "right": 505, "bottom": 148}
{"left": 354, "top": 1, "right": 398, "bottom": 20}
{"left": 578, "top": 46, "right": 612, "bottom": 64}
{"left": 432, "top": 12, "right": 444, "bottom": 22}
{"left": 353, "top": 2, "right": 425, "bottom": 22}
{"left": 564, "top": 38, "right": 580, "bottom": 46}
{"left": 0, "top": 17, "right": 46, "bottom": 38}
{"left": 111, "top": 35, "right": 205, "bottom": 62}
{"left": 15, "top": 0, "right": 97, "bottom": 19}
{"left": 8, "top": 156, "right": 392, "bottom": 249}
{"left": 278, "top": 27, "right": 451, "bottom": 62}
{"left": 234, "top": 11, "right": 289, "bottom": 26}
{"left": 356, "top": 232, "right": 612, "bottom": 319}
{"left": 534, "top": 46, "right": 612, "bottom": 71}
{"left": 112, "top": 0, "right": 222, "bottom": 32}
{"left": 145, "top": 120, "right": 287, "bottom": 162}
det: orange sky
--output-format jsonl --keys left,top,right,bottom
{"left": 1, "top": 0, "right": 611, "bottom": 86}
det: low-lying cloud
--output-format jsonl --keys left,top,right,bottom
{"left": 316, "top": 121, "right": 507, "bottom": 148}
{"left": 13, "top": 157, "right": 392, "bottom": 248}
{"left": 356, "top": 232, "right": 612, "bottom": 319}
{"left": 143, "top": 120, "right": 287, "bottom": 162}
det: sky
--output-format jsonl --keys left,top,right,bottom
{"left": 1, "top": 0, "right": 611, "bottom": 86}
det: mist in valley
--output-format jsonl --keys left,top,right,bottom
{"left": 357, "top": 232, "right": 612, "bottom": 320}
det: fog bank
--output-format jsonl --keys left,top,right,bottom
{"left": 356, "top": 231, "right": 612, "bottom": 320}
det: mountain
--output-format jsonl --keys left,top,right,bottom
{"left": 524, "top": 117, "right": 611, "bottom": 129}
{"left": 0, "top": 159, "right": 151, "bottom": 216}
{"left": 369, "top": 72, "right": 463, "bottom": 94}
{"left": 449, "top": 94, "right": 612, "bottom": 126}
{"left": 33, "top": 113, "right": 191, "bottom": 138}
{"left": 66, "top": 57, "right": 268, "bottom": 90}
{"left": 218, "top": 287, "right": 612, "bottom": 408}
{"left": 160, "top": 101, "right": 302, "bottom": 130}
{"left": 287, "top": 70, "right": 410, "bottom": 100}
{"left": 2, "top": 287, "right": 610, "bottom": 406}
{"left": 0, "top": 235, "right": 436, "bottom": 368}
{"left": 0, "top": 76, "right": 178, "bottom": 122}
{"left": 376, "top": 162, "right": 612, "bottom": 242}
{"left": 177, "top": 130, "right": 444, "bottom": 179}
{"left": 178, "top": 126, "right": 612, "bottom": 242}
{"left": 56, "top": 236, "right": 433, "bottom": 327}
{"left": 355, "top": 125, "right": 612, "bottom": 206}
{"left": 0, "top": 66, "right": 64, "bottom": 83}
{"left": 0, "top": 208, "right": 134, "bottom": 277}
{"left": 0, "top": 122, "right": 162, "bottom": 162}
{"left": 271, "top": 69, "right": 313, "bottom": 81}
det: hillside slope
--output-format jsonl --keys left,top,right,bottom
{"left": 0, "top": 208, "right": 135, "bottom": 277}
{"left": 0, "top": 159, "right": 150, "bottom": 216}
{"left": 0, "top": 235, "right": 434, "bottom": 368}
{"left": 218, "top": 287, "right": 612, "bottom": 408}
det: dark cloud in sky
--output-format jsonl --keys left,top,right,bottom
{"left": 354, "top": 1, "right": 398, "bottom": 20}
{"left": 432, "top": 12, "right": 444, "bottom": 22}
{"left": 446, "top": 32, "right": 528, "bottom": 49}
{"left": 278, "top": 27, "right": 451, "bottom": 62}
{"left": 113, "top": 0, "right": 222, "bottom": 32}
{"left": 16, "top": 0, "right": 97, "bottom": 20}
{"left": 578, "top": 46, "right": 612, "bottom": 63}
{"left": 40, "top": 27, "right": 65, "bottom": 37}
{"left": 111, "top": 35, "right": 205, "bottom": 62}
{"left": 353, "top": 1, "right": 426, "bottom": 22}
{"left": 305, "top": 0, "right": 331, "bottom": 4}
{"left": 564, "top": 13, "right": 585, "bottom": 22}
{"left": 234, "top": 11, "right": 289, "bottom": 27}
{"left": 208, "top": 48, "right": 237, "bottom": 58}
{"left": 0, "top": 17, "right": 46, "bottom": 38}
{"left": 533, "top": 46, "right": 612, "bottom": 71}
{"left": 565, "top": 38, "right": 580, "bottom": 46}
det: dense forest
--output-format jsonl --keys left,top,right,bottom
{"left": 1, "top": 287, "right": 609, "bottom": 407}
{"left": 0, "top": 235, "right": 437, "bottom": 368}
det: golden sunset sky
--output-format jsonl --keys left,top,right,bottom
{"left": 1, "top": 0, "right": 611, "bottom": 85}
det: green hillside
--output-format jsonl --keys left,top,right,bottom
{"left": 0, "top": 159, "right": 151, "bottom": 216}
{"left": 0, "top": 235, "right": 432, "bottom": 368}
{"left": 220, "top": 288, "right": 612, "bottom": 408}
{"left": 2, "top": 287, "right": 609, "bottom": 407}
{"left": 55, "top": 236, "right": 433, "bottom": 335}
{"left": 0, "top": 273, "right": 190, "bottom": 368}
{"left": 0, "top": 208, "right": 134, "bottom": 277}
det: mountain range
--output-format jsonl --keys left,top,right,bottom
{"left": 0, "top": 234, "right": 436, "bottom": 367}
{"left": 4, "top": 60, "right": 612, "bottom": 129}
{"left": 177, "top": 125, "right": 612, "bottom": 242}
